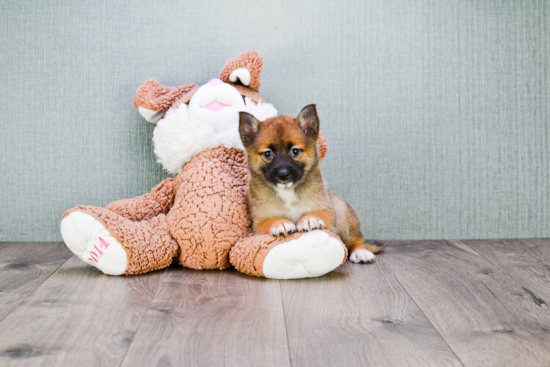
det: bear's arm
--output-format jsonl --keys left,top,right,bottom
{"left": 106, "top": 176, "right": 181, "bottom": 221}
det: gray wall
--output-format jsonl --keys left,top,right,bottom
{"left": 1, "top": 0, "right": 549, "bottom": 241}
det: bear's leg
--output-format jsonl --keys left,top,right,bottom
{"left": 60, "top": 205, "right": 179, "bottom": 275}
{"left": 229, "top": 230, "right": 347, "bottom": 279}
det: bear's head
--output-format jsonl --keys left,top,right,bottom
{"left": 134, "top": 51, "right": 278, "bottom": 175}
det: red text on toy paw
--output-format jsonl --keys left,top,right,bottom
{"left": 88, "top": 237, "right": 110, "bottom": 263}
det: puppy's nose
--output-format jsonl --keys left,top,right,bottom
{"left": 277, "top": 168, "right": 290, "bottom": 181}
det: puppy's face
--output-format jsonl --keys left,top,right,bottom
{"left": 239, "top": 104, "right": 320, "bottom": 188}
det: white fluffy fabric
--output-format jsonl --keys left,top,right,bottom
{"left": 153, "top": 97, "right": 277, "bottom": 175}
{"left": 262, "top": 230, "right": 346, "bottom": 279}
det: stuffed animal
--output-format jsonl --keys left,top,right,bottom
{"left": 60, "top": 51, "right": 347, "bottom": 279}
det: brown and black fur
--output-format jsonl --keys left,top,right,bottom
{"left": 239, "top": 104, "right": 382, "bottom": 261}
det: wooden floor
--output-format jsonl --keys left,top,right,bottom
{"left": 1, "top": 240, "right": 549, "bottom": 367}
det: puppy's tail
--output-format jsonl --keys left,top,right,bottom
{"left": 364, "top": 240, "right": 384, "bottom": 254}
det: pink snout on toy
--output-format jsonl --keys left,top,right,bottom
{"left": 203, "top": 78, "right": 230, "bottom": 112}
{"left": 208, "top": 78, "right": 224, "bottom": 86}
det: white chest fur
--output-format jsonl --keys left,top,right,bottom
{"left": 275, "top": 187, "right": 310, "bottom": 223}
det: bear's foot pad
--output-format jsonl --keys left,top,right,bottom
{"left": 263, "top": 230, "right": 345, "bottom": 279}
{"left": 60, "top": 211, "right": 127, "bottom": 275}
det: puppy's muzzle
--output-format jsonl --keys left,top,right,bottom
{"left": 265, "top": 157, "right": 303, "bottom": 187}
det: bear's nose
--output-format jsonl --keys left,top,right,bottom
{"left": 207, "top": 78, "right": 224, "bottom": 86}
{"left": 277, "top": 168, "right": 290, "bottom": 181}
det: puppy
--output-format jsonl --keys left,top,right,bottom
{"left": 239, "top": 104, "right": 382, "bottom": 263}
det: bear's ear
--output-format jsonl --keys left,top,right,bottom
{"left": 219, "top": 50, "right": 263, "bottom": 92}
{"left": 134, "top": 79, "right": 197, "bottom": 123}
{"left": 317, "top": 131, "right": 328, "bottom": 164}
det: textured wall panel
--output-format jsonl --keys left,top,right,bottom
{"left": 1, "top": 0, "right": 548, "bottom": 241}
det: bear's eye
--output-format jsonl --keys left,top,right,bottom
{"left": 291, "top": 148, "right": 301, "bottom": 157}
{"left": 263, "top": 150, "right": 273, "bottom": 160}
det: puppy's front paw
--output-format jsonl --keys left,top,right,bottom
{"left": 269, "top": 220, "right": 297, "bottom": 237}
{"left": 349, "top": 249, "right": 375, "bottom": 263}
{"left": 297, "top": 216, "right": 325, "bottom": 232}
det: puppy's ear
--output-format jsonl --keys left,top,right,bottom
{"left": 297, "top": 104, "right": 319, "bottom": 140}
{"left": 239, "top": 112, "right": 261, "bottom": 147}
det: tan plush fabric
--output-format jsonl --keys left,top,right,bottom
{"left": 317, "top": 131, "right": 328, "bottom": 163}
{"left": 106, "top": 176, "right": 183, "bottom": 221}
{"left": 219, "top": 50, "right": 263, "bottom": 92}
{"left": 133, "top": 79, "right": 196, "bottom": 110}
{"left": 168, "top": 147, "right": 251, "bottom": 270}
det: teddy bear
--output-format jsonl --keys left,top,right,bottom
{"left": 60, "top": 51, "right": 348, "bottom": 279}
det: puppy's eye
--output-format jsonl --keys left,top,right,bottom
{"left": 291, "top": 148, "right": 301, "bottom": 157}
{"left": 263, "top": 151, "right": 273, "bottom": 160}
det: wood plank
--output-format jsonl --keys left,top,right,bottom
{"left": 463, "top": 239, "right": 550, "bottom": 302}
{"left": 120, "top": 267, "right": 291, "bottom": 367}
{"left": 0, "top": 256, "right": 167, "bottom": 366}
{"left": 383, "top": 240, "right": 550, "bottom": 367}
{"left": 280, "top": 258, "right": 462, "bottom": 367}
{"left": 0, "top": 242, "right": 72, "bottom": 322}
